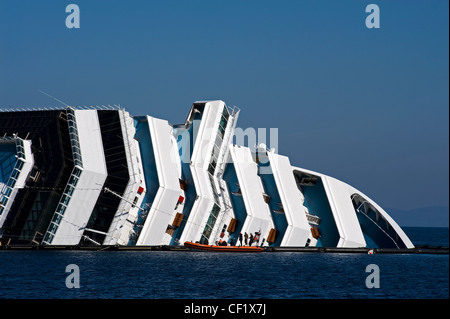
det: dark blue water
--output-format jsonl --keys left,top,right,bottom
{"left": 0, "top": 227, "right": 448, "bottom": 299}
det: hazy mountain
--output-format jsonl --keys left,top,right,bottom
{"left": 386, "top": 206, "right": 449, "bottom": 228}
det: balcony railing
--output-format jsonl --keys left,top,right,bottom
{"left": 0, "top": 137, "right": 27, "bottom": 217}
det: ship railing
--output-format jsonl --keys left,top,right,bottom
{"left": 0, "top": 104, "right": 122, "bottom": 113}
{"left": 226, "top": 105, "right": 240, "bottom": 117}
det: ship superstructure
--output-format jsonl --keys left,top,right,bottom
{"left": 0, "top": 101, "right": 414, "bottom": 249}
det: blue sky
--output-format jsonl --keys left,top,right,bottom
{"left": 0, "top": 1, "right": 448, "bottom": 218}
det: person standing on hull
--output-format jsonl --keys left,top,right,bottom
{"left": 260, "top": 238, "right": 265, "bottom": 247}
{"left": 244, "top": 232, "right": 249, "bottom": 246}
{"left": 254, "top": 231, "right": 260, "bottom": 246}
{"left": 249, "top": 233, "right": 254, "bottom": 246}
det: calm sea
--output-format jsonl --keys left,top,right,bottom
{"left": 0, "top": 227, "right": 448, "bottom": 299}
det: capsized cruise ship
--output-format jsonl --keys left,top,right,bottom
{"left": 0, "top": 101, "right": 414, "bottom": 249}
